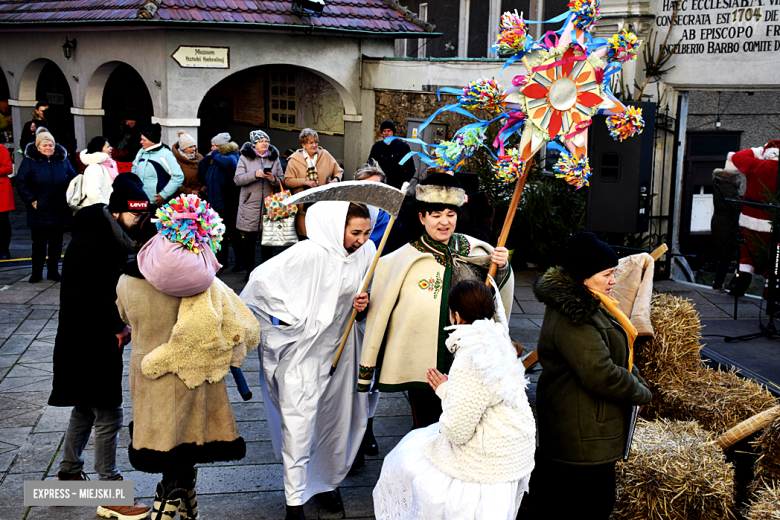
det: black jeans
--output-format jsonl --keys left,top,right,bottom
{"left": 524, "top": 454, "right": 616, "bottom": 519}
{"left": 0, "top": 211, "right": 11, "bottom": 252}
{"left": 30, "top": 226, "right": 64, "bottom": 276}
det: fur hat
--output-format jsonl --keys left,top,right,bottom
{"left": 35, "top": 128, "right": 55, "bottom": 147}
{"left": 416, "top": 172, "right": 465, "bottom": 207}
{"left": 561, "top": 232, "right": 618, "bottom": 282}
{"left": 141, "top": 123, "right": 162, "bottom": 144}
{"left": 379, "top": 120, "right": 396, "bottom": 134}
{"left": 250, "top": 130, "right": 269, "bottom": 144}
{"left": 212, "top": 132, "right": 231, "bottom": 146}
{"left": 177, "top": 130, "right": 196, "bottom": 150}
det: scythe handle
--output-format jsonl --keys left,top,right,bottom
{"left": 330, "top": 215, "right": 397, "bottom": 376}
{"left": 487, "top": 156, "right": 535, "bottom": 284}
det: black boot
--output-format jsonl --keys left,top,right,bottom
{"left": 151, "top": 482, "right": 184, "bottom": 520}
{"left": 362, "top": 417, "right": 379, "bottom": 456}
{"left": 285, "top": 505, "right": 305, "bottom": 520}
{"left": 313, "top": 489, "right": 343, "bottom": 513}
{"left": 347, "top": 445, "right": 365, "bottom": 476}
{"left": 177, "top": 479, "right": 199, "bottom": 520}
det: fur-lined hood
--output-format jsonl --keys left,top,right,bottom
{"left": 171, "top": 142, "right": 202, "bottom": 165}
{"left": 240, "top": 141, "right": 279, "bottom": 161}
{"left": 713, "top": 168, "right": 746, "bottom": 197}
{"left": 533, "top": 266, "right": 601, "bottom": 326}
{"left": 216, "top": 141, "right": 239, "bottom": 156}
{"left": 24, "top": 142, "right": 68, "bottom": 162}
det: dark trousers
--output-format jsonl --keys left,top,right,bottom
{"left": 0, "top": 211, "right": 11, "bottom": 252}
{"left": 408, "top": 388, "right": 442, "bottom": 429}
{"left": 161, "top": 465, "right": 196, "bottom": 494}
{"left": 240, "top": 232, "right": 275, "bottom": 272}
{"left": 524, "top": 454, "right": 616, "bottom": 519}
{"left": 31, "top": 226, "right": 64, "bottom": 276}
{"left": 216, "top": 208, "right": 244, "bottom": 268}
{"left": 713, "top": 261, "right": 731, "bottom": 290}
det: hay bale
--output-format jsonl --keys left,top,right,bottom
{"left": 753, "top": 416, "right": 780, "bottom": 483}
{"left": 744, "top": 480, "right": 780, "bottom": 520}
{"left": 613, "top": 419, "right": 736, "bottom": 520}
{"left": 637, "top": 293, "right": 702, "bottom": 383}
{"left": 637, "top": 293, "right": 778, "bottom": 433}
{"left": 653, "top": 367, "right": 778, "bottom": 433}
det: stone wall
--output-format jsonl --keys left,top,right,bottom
{"left": 373, "top": 89, "right": 483, "bottom": 140}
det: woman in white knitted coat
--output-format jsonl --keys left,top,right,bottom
{"left": 373, "top": 280, "right": 536, "bottom": 520}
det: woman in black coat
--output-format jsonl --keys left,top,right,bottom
{"left": 16, "top": 130, "right": 76, "bottom": 282}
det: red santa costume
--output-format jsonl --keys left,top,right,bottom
{"left": 729, "top": 140, "right": 780, "bottom": 275}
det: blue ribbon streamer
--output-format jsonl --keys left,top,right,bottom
{"left": 524, "top": 11, "right": 570, "bottom": 24}
{"left": 418, "top": 103, "right": 482, "bottom": 135}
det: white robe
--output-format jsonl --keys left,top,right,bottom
{"left": 240, "top": 201, "right": 375, "bottom": 505}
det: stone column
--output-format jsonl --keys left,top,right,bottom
{"left": 71, "top": 108, "right": 104, "bottom": 153}
{"left": 343, "top": 116, "right": 363, "bottom": 179}
{"left": 151, "top": 117, "right": 200, "bottom": 147}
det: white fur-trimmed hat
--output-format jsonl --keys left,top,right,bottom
{"left": 416, "top": 172, "right": 466, "bottom": 207}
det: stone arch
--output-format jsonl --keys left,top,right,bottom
{"left": 16, "top": 59, "right": 75, "bottom": 152}
{"left": 195, "top": 62, "right": 357, "bottom": 118}
{"left": 84, "top": 61, "right": 157, "bottom": 115}
{"left": 196, "top": 64, "right": 355, "bottom": 160}
{"left": 17, "top": 58, "right": 54, "bottom": 102}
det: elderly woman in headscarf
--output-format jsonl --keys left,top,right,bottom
{"left": 16, "top": 128, "right": 76, "bottom": 282}
{"left": 235, "top": 129, "right": 285, "bottom": 275}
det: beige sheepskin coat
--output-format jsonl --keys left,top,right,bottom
{"left": 116, "top": 273, "right": 260, "bottom": 473}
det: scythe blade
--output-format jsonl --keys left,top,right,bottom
{"left": 284, "top": 180, "right": 408, "bottom": 218}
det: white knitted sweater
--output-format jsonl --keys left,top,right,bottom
{"left": 422, "top": 319, "right": 537, "bottom": 484}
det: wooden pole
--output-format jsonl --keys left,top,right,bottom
{"left": 487, "top": 155, "right": 535, "bottom": 283}
{"left": 330, "top": 215, "right": 396, "bottom": 375}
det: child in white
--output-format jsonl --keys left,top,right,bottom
{"left": 373, "top": 279, "right": 536, "bottom": 520}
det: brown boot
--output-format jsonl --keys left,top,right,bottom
{"left": 97, "top": 502, "right": 152, "bottom": 520}
{"left": 57, "top": 470, "right": 89, "bottom": 480}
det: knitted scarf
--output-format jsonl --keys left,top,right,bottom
{"left": 589, "top": 288, "right": 637, "bottom": 371}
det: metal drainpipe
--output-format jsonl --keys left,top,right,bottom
{"left": 670, "top": 90, "right": 690, "bottom": 281}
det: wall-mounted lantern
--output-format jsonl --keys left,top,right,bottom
{"left": 62, "top": 38, "right": 77, "bottom": 60}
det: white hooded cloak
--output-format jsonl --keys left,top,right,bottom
{"left": 240, "top": 201, "right": 376, "bottom": 505}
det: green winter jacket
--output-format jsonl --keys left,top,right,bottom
{"left": 533, "top": 266, "right": 652, "bottom": 465}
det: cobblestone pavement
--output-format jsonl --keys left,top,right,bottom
{"left": 0, "top": 254, "right": 773, "bottom": 519}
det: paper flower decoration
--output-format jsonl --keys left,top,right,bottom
{"left": 568, "top": 0, "right": 600, "bottom": 31}
{"left": 494, "top": 147, "right": 526, "bottom": 183}
{"left": 154, "top": 194, "right": 225, "bottom": 254}
{"left": 607, "top": 29, "right": 641, "bottom": 63}
{"left": 461, "top": 78, "right": 508, "bottom": 113}
{"left": 431, "top": 127, "right": 487, "bottom": 169}
{"left": 493, "top": 10, "right": 528, "bottom": 55}
{"left": 553, "top": 151, "right": 592, "bottom": 189}
{"left": 606, "top": 106, "right": 645, "bottom": 141}
{"left": 522, "top": 46, "right": 604, "bottom": 142}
